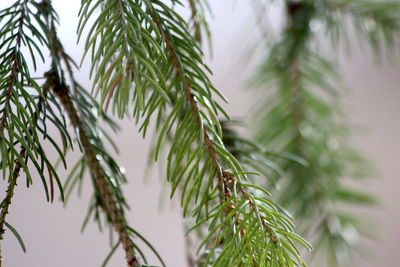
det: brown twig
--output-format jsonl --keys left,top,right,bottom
{"left": 45, "top": 72, "right": 139, "bottom": 266}
{"left": 0, "top": 147, "right": 26, "bottom": 267}
{"left": 42, "top": 7, "right": 140, "bottom": 264}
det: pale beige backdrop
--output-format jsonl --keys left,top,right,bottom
{"left": 2, "top": 1, "right": 399, "bottom": 266}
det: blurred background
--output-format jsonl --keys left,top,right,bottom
{"left": 2, "top": 1, "right": 400, "bottom": 266}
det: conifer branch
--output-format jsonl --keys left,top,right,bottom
{"left": 0, "top": 0, "right": 67, "bottom": 199}
{"left": 188, "top": 0, "right": 202, "bottom": 43}
{"left": 0, "top": 1, "right": 69, "bottom": 262}
{"left": 46, "top": 72, "right": 139, "bottom": 266}
{"left": 151, "top": 10, "right": 227, "bottom": 205}
{"left": 0, "top": 87, "right": 50, "bottom": 262}
{"left": 0, "top": 3, "right": 29, "bottom": 253}
{"left": 0, "top": 0, "right": 394, "bottom": 265}
{"left": 187, "top": 0, "right": 211, "bottom": 47}
{"left": 258, "top": 46, "right": 374, "bottom": 264}
{"left": 0, "top": 147, "right": 25, "bottom": 265}
{"left": 0, "top": 0, "right": 29, "bottom": 170}
{"left": 0, "top": 0, "right": 392, "bottom": 267}
{"left": 251, "top": 1, "right": 381, "bottom": 265}
{"left": 148, "top": 5, "right": 310, "bottom": 266}
{"left": 39, "top": 4, "right": 140, "bottom": 264}
{"left": 79, "top": 1, "right": 310, "bottom": 265}
{"left": 323, "top": 0, "right": 400, "bottom": 50}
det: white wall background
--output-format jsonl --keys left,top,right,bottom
{"left": 1, "top": 1, "right": 399, "bottom": 266}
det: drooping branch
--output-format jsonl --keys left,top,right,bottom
{"left": 0, "top": 91, "right": 49, "bottom": 260}
{"left": 0, "top": 147, "right": 26, "bottom": 265}
{"left": 0, "top": 0, "right": 27, "bottom": 136}
{"left": 0, "top": 1, "right": 67, "bottom": 263}
{"left": 38, "top": 2, "right": 166, "bottom": 265}
{"left": 0, "top": 2, "right": 29, "bottom": 251}
{"left": 187, "top": 0, "right": 212, "bottom": 50}
{"left": 188, "top": 0, "right": 202, "bottom": 43}
{"left": 154, "top": 10, "right": 225, "bottom": 200}
{"left": 78, "top": 1, "right": 310, "bottom": 265}
{"left": 45, "top": 72, "right": 139, "bottom": 266}
{"left": 150, "top": 11, "right": 298, "bottom": 264}
{"left": 39, "top": 5, "right": 137, "bottom": 264}
{"left": 252, "top": 1, "right": 379, "bottom": 265}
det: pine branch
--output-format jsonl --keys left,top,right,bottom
{"left": 79, "top": 0, "right": 310, "bottom": 265}
{"left": 78, "top": 0, "right": 172, "bottom": 118}
{"left": 311, "top": 0, "right": 400, "bottom": 52}
{"left": 0, "top": 2, "right": 28, "bottom": 252}
{"left": 187, "top": 0, "right": 212, "bottom": 48}
{"left": 0, "top": 87, "right": 51, "bottom": 262}
{"left": 38, "top": 4, "right": 143, "bottom": 264}
{"left": 46, "top": 72, "right": 139, "bottom": 266}
{"left": 0, "top": 0, "right": 68, "bottom": 199}
{"left": 0, "top": 0, "right": 31, "bottom": 175}
{"left": 0, "top": 146, "right": 25, "bottom": 266}
{"left": 0, "top": 2, "right": 70, "bottom": 262}
{"left": 151, "top": 7, "right": 227, "bottom": 205}
{"left": 188, "top": 0, "right": 202, "bottom": 43}
{"left": 252, "top": 1, "right": 378, "bottom": 265}
{"left": 0, "top": 0, "right": 392, "bottom": 265}
{"left": 148, "top": 4, "right": 310, "bottom": 266}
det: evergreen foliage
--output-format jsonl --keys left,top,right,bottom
{"left": 252, "top": 0, "right": 400, "bottom": 265}
{"left": 0, "top": 0, "right": 397, "bottom": 266}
